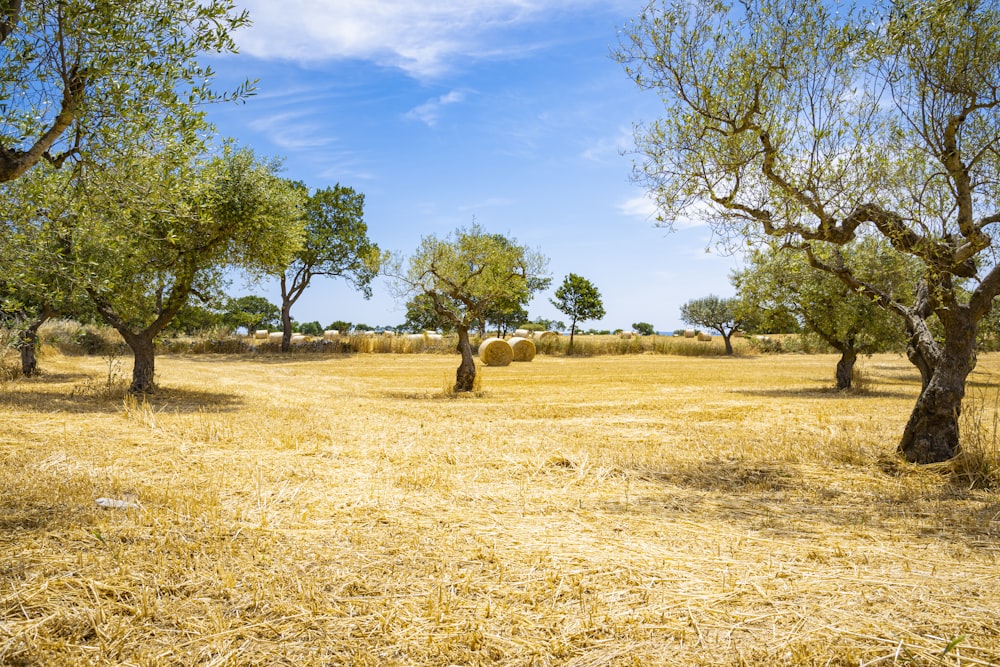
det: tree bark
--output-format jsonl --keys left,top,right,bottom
{"left": 568, "top": 318, "right": 577, "bottom": 354}
{"left": 127, "top": 333, "right": 157, "bottom": 394}
{"left": 722, "top": 331, "right": 734, "bottom": 355}
{"left": 835, "top": 347, "right": 857, "bottom": 390}
{"left": 897, "top": 316, "right": 976, "bottom": 463}
{"left": 280, "top": 301, "right": 293, "bottom": 352}
{"left": 454, "top": 325, "right": 476, "bottom": 392}
{"left": 16, "top": 309, "right": 52, "bottom": 377}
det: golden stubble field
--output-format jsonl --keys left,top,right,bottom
{"left": 1, "top": 350, "right": 998, "bottom": 666}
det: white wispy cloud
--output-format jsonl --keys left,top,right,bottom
{"left": 248, "top": 111, "right": 334, "bottom": 150}
{"left": 582, "top": 126, "right": 634, "bottom": 163}
{"left": 618, "top": 193, "right": 659, "bottom": 221}
{"left": 234, "top": 0, "right": 634, "bottom": 78}
{"left": 404, "top": 90, "right": 466, "bottom": 126}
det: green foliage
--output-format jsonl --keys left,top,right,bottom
{"left": 733, "top": 241, "right": 914, "bottom": 354}
{"left": 392, "top": 224, "right": 550, "bottom": 334}
{"left": 632, "top": 322, "right": 656, "bottom": 336}
{"left": 221, "top": 295, "right": 280, "bottom": 334}
{"left": 550, "top": 273, "right": 605, "bottom": 352}
{"left": 0, "top": 0, "right": 252, "bottom": 183}
{"left": 298, "top": 321, "right": 323, "bottom": 336}
{"left": 327, "top": 320, "right": 352, "bottom": 333}
{"left": 276, "top": 184, "right": 383, "bottom": 339}
{"left": 169, "top": 302, "right": 225, "bottom": 336}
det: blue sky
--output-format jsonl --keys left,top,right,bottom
{"left": 205, "top": 0, "right": 743, "bottom": 333}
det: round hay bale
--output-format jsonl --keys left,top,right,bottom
{"left": 290, "top": 334, "right": 307, "bottom": 345}
{"left": 620, "top": 331, "right": 633, "bottom": 340}
{"left": 323, "top": 330, "right": 338, "bottom": 340}
{"left": 508, "top": 336, "right": 536, "bottom": 362}
{"left": 478, "top": 337, "right": 513, "bottom": 366}
{"left": 683, "top": 329, "right": 696, "bottom": 338}
{"left": 514, "top": 328, "right": 531, "bottom": 338}
{"left": 697, "top": 332, "right": 713, "bottom": 341}
{"left": 253, "top": 329, "right": 269, "bottom": 340}
{"left": 536, "top": 330, "right": 560, "bottom": 342}
{"left": 268, "top": 332, "right": 284, "bottom": 343}
{"left": 425, "top": 333, "right": 443, "bottom": 343}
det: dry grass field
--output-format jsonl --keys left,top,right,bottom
{"left": 1, "top": 349, "right": 998, "bottom": 666}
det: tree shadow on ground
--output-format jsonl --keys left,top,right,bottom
{"left": 734, "top": 386, "right": 915, "bottom": 400}
{"left": 0, "top": 384, "right": 244, "bottom": 415}
{"left": 171, "top": 350, "right": 360, "bottom": 365}
{"left": 612, "top": 459, "right": 1000, "bottom": 545}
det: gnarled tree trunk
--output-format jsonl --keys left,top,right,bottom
{"left": 834, "top": 346, "right": 857, "bottom": 391}
{"left": 454, "top": 325, "right": 476, "bottom": 392}
{"left": 897, "top": 315, "right": 976, "bottom": 464}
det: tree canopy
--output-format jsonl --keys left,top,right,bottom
{"left": 0, "top": 0, "right": 251, "bottom": 183}
{"left": 618, "top": 0, "right": 1000, "bottom": 462}
{"left": 391, "top": 224, "right": 549, "bottom": 392}
{"left": 275, "top": 184, "right": 382, "bottom": 351}
{"left": 550, "top": 273, "right": 606, "bottom": 353}
{"left": 680, "top": 295, "right": 745, "bottom": 355}
{"left": 733, "top": 241, "right": 917, "bottom": 388}
{"left": 21, "top": 144, "right": 304, "bottom": 392}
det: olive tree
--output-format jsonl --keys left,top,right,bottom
{"left": 618, "top": 0, "right": 1000, "bottom": 463}
{"left": 222, "top": 295, "right": 280, "bottom": 335}
{"left": 733, "top": 241, "right": 917, "bottom": 389}
{"left": 391, "top": 224, "right": 549, "bottom": 392}
{"left": 275, "top": 184, "right": 382, "bottom": 352}
{"left": 0, "top": 0, "right": 251, "bottom": 183}
{"left": 0, "top": 158, "right": 93, "bottom": 375}
{"left": 680, "top": 295, "right": 745, "bottom": 355}
{"left": 60, "top": 145, "right": 302, "bottom": 393}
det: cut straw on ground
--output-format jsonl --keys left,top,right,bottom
{"left": 0, "top": 351, "right": 997, "bottom": 665}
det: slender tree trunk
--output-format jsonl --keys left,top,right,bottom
{"left": 568, "top": 318, "right": 577, "bottom": 354}
{"left": 897, "top": 317, "right": 976, "bottom": 464}
{"left": 835, "top": 347, "right": 858, "bottom": 390}
{"left": 280, "top": 302, "right": 293, "bottom": 353}
{"left": 722, "top": 331, "right": 734, "bottom": 355}
{"left": 126, "top": 333, "right": 157, "bottom": 394}
{"left": 17, "top": 311, "right": 51, "bottom": 377}
{"left": 454, "top": 325, "right": 476, "bottom": 392}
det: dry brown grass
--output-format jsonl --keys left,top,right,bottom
{"left": 0, "top": 350, "right": 998, "bottom": 666}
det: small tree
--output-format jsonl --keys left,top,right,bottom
{"left": 633, "top": 322, "right": 655, "bottom": 336}
{"left": 484, "top": 303, "right": 529, "bottom": 338}
{"left": 327, "top": 320, "right": 352, "bottom": 333}
{"left": 298, "top": 321, "right": 323, "bottom": 336}
{"left": 734, "top": 241, "right": 916, "bottom": 389}
{"left": 550, "top": 274, "right": 606, "bottom": 353}
{"left": 680, "top": 295, "right": 745, "bottom": 355}
{"left": 275, "top": 184, "right": 382, "bottom": 352}
{"left": 391, "top": 224, "right": 549, "bottom": 392}
{"left": 68, "top": 146, "right": 303, "bottom": 393}
{"left": 0, "top": 176, "right": 82, "bottom": 376}
{"left": 221, "top": 295, "right": 280, "bottom": 335}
